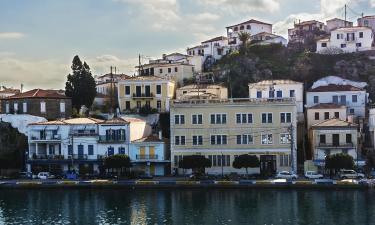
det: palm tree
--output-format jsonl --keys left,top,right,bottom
{"left": 238, "top": 32, "right": 251, "bottom": 54}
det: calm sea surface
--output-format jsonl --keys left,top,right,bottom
{"left": 0, "top": 189, "right": 374, "bottom": 225}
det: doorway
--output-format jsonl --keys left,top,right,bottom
{"left": 260, "top": 155, "right": 276, "bottom": 177}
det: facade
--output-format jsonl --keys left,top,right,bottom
{"left": 250, "top": 32, "right": 287, "bottom": 46}
{"left": 170, "top": 98, "right": 297, "bottom": 176}
{"left": 226, "top": 19, "right": 272, "bottom": 48}
{"left": 1, "top": 89, "right": 72, "bottom": 120}
{"left": 288, "top": 20, "right": 326, "bottom": 43}
{"left": 117, "top": 76, "right": 175, "bottom": 113}
{"left": 306, "top": 103, "right": 347, "bottom": 129}
{"left": 368, "top": 108, "right": 375, "bottom": 148}
{"left": 0, "top": 87, "right": 20, "bottom": 113}
{"left": 358, "top": 15, "right": 375, "bottom": 35}
{"left": 26, "top": 117, "right": 168, "bottom": 176}
{"left": 248, "top": 80, "right": 304, "bottom": 113}
{"left": 326, "top": 18, "right": 353, "bottom": 32}
{"left": 306, "top": 83, "right": 367, "bottom": 118}
{"left": 317, "top": 26, "right": 373, "bottom": 53}
{"left": 176, "top": 84, "right": 228, "bottom": 100}
{"left": 95, "top": 73, "right": 130, "bottom": 96}
{"left": 310, "top": 118, "right": 358, "bottom": 165}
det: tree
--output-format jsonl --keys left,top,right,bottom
{"left": 65, "top": 55, "right": 97, "bottom": 112}
{"left": 325, "top": 153, "right": 354, "bottom": 176}
{"left": 232, "top": 154, "right": 260, "bottom": 175}
{"left": 365, "top": 151, "right": 375, "bottom": 176}
{"left": 238, "top": 32, "right": 251, "bottom": 54}
{"left": 179, "top": 155, "right": 211, "bottom": 175}
{"left": 104, "top": 154, "right": 132, "bottom": 177}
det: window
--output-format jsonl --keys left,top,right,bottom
{"left": 341, "top": 44, "right": 346, "bottom": 48}
{"left": 352, "top": 95, "right": 357, "bottom": 103}
{"left": 136, "top": 101, "right": 141, "bottom": 109}
{"left": 340, "top": 95, "right": 346, "bottom": 105}
{"left": 349, "top": 108, "right": 355, "bottom": 114}
{"left": 159, "top": 68, "right": 163, "bottom": 73}
{"left": 356, "top": 43, "right": 362, "bottom": 47}
{"left": 125, "top": 86, "right": 130, "bottom": 95}
{"left": 234, "top": 27, "right": 238, "bottom": 31}
{"left": 321, "top": 43, "right": 327, "bottom": 47}
{"left": 210, "top": 114, "right": 226, "bottom": 124}
{"left": 174, "top": 115, "right": 185, "bottom": 125}
{"left": 60, "top": 102, "right": 65, "bottom": 113}
{"left": 5, "top": 103, "right": 9, "bottom": 113}
{"left": 359, "top": 32, "right": 363, "bottom": 38}
{"left": 49, "top": 145, "right": 55, "bottom": 155}
{"left": 276, "top": 90, "right": 282, "bottom": 98}
{"left": 324, "top": 112, "right": 329, "bottom": 120}
{"left": 175, "top": 136, "right": 185, "bottom": 145}
{"left": 346, "top": 134, "right": 352, "bottom": 144}
{"left": 315, "top": 112, "right": 320, "bottom": 120}
{"left": 175, "top": 67, "right": 178, "bottom": 72}
{"left": 125, "top": 101, "right": 130, "bottom": 110}
{"left": 40, "top": 102, "right": 46, "bottom": 113}
{"left": 313, "top": 96, "right": 319, "bottom": 104}
{"left": 211, "top": 135, "right": 227, "bottom": 145}
{"left": 156, "top": 85, "right": 161, "bottom": 95}
{"left": 279, "top": 155, "right": 290, "bottom": 167}
{"left": 261, "top": 113, "right": 272, "bottom": 123}
{"left": 88, "top": 145, "right": 94, "bottom": 155}
{"left": 13, "top": 103, "right": 18, "bottom": 113}
{"left": 280, "top": 113, "right": 291, "bottom": 123}
{"left": 290, "top": 90, "right": 295, "bottom": 97}
{"left": 157, "top": 101, "right": 161, "bottom": 110}
{"left": 256, "top": 91, "right": 262, "bottom": 98}
{"left": 269, "top": 90, "right": 274, "bottom": 98}
{"left": 192, "top": 135, "right": 203, "bottom": 145}
{"left": 236, "top": 113, "right": 253, "bottom": 124}
{"left": 119, "top": 147, "right": 126, "bottom": 154}
{"left": 333, "top": 95, "right": 338, "bottom": 104}
{"left": 107, "top": 147, "right": 114, "bottom": 156}
{"left": 168, "top": 68, "right": 171, "bottom": 73}
{"left": 334, "top": 112, "right": 340, "bottom": 118}
{"left": 23, "top": 102, "right": 27, "bottom": 113}
{"left": 68, "top": 145, "right": 73, "bottom": 155}
{"left": 337, "top": 34, "right": 340, "bottom": 39}
{"left": 319, "top": 134, "right": 326, "bottom": 144}
{"left": 261, "top": 134, "right": 273, "bottom": 145}
{"left": 240, "top": 25, "right": 244, "bottom": 30}
{"left": 237, "top": 134, "right": 254, "bottom": 144}
{"left": 280, "top": 133, "right": 290, "bottom": 144}
{"left": 246, "top": 24, "right": 251, "bottom": 29}
{"left": 192, "top": 114, "right": 203, "bottom": 124}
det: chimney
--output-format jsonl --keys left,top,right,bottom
{"left": 158, "top": 130, "right": 162, "bottom": 140}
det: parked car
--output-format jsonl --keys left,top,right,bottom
{"left": 339, "top": 170, "right": 365, "bottom": 179}
{"left": 304, "top": 171, "right": 324, "bottom": 179}
{"left": 275, "top": 171, "right": 298, "bottom": 179}
{"left": 19, "top": 172, "right": 33, "bottom": 179}
{"left": 37, "top": 172, "right": 55, "bottom": 180}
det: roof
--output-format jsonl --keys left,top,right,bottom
{"left": 308, "top": 103, "right": 346, "bottom": 109}
{"left": 187, "top": 45, "right": 204, "bottom": 50}
{"left": 311, "top": 118, "right": 356, "bottom": 128}
{"left": 326, "top": 18, "right": 352, "bottom": 23}
{"left": 201, "top": 36, "right": 228, "bottom": 44}
{"left": 133, "top": 135, "right": 163, "bottom": 143}
{"left": 6, "top": 89, "right": 69, "bottom": 99}
{"left": 0, "top": 88, "right": 20, "bottom": 94}
{"left": 332, "top": 26, "right": 372, "bottom": 32}
{"left": 249, "top": 79, "right": 303, "bottom": 86}
{"left": 309, "top": 84, "right": 363, "bottom": 92}
{"left": 96, "top": 73, "right": 131, "bottom": 80}
{"left": 295, "top": 20, "right": 324, "bottom": 26}
{"left": 121, "top": 116, "right": 146, "bottom": 123}
{"left": 120, "top": 76, "right": 172, "bottom": 82}
{"left": 251, "top": 32, "right": 282, "bottom": 38}
{"left": 226, "top": 19, "right": 272, "bottom": 28}
{"left": 178, "top": 84, "right": 226, "bottom": 90}
{"left": 361, "top": 15, "right": 375, "bottom": 19}
{"left": 30, "top": 117, "right": 104, "bottom": 125}
{"left": 164, "top": 52, "right": 190, "bottom": 57}
{"left": 99, "top": 117, "right": 129, "bottom": 125}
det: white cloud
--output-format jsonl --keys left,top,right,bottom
{"left": 198, "top": 0, "right": 280, "bottom": 13}
{"left": 371, "top": 0, "right": 375, "bottom": 7}
{"left": 87, "top": 54, "right": 138, "bottom": 76}
{"left": 0, "top": 32, "right": 25, "bottom": 39}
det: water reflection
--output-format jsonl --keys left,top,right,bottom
{"left": 0, "top": 189, "right": 373, "bottom": 224}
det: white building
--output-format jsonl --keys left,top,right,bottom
{"left": 317, "top": 26, "right": 373, "bottom": 54}
{"left": 306, "top": 76, "right": 368, "bottom": 118}
{"left": 248, "top": 80, "right": 304, "bottom": 113}
{"left": 358, "top": 15, "right": 375, "bottom": 34}
{"left": 250, "top": 32, "right": 287, "bottom": 46}
{"left": 288, "top": 20, "right": 326, "bottom": 43}
{"left": 26, "top": 117, "right": 169, "bottom": 176}
{"left": 226, "top": 19, "right": 272, "bottom": 48}
{"left": 326, "top": 18, "right": 353, "bottom": 32}
{"left": 176, "top": 84, "right": 228, "bottom": 100}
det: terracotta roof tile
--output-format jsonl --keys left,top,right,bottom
{"left": 311, "top": 118, "right": 356, "bottom": 128}
{"left": 7, "top": 89, "right": 69, "bottom": 99}
{"left": 309, "top": 84, "right": 363, "bottom": 92}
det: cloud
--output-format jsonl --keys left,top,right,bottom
{"left": 198, "top": 0, "right": 280, "bottom": 13}
{"left": 87, "top": 54, "right": 138, "bottom": 76}
{"left": 0, "top": 32, "right": 25, "bottom": 39}
{"left": 371, "top": 0, "right": 375, "bottom": 7}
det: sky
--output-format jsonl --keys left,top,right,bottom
{"left": 0, "top": 0, "right": 375, "bottom": 90}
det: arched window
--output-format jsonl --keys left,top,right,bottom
{"left": 234, "top": 27, "right": 238, "bottom": 31}
{"left": 240, "top": 25, "right": 244, "bottom": 30}
{"left": 247, "top": 24, "right": 251, "bottom": 30}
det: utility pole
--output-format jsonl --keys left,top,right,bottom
{"left": 138, "top": 54, "right": 141, "bottom": 76}
{"left": 110, "top": 66, "right": 113, "bottom": 115}
{"left": 344, "top": 4, "right": 347, "bottom": 26}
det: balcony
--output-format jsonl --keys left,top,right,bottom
{"left": 30, "top": 135, "right": 61, "bottom": 143}
{"left": 98, "top": 135, "right": 126, "bottom": 143}
{"left": 72, "top": 132, "right": 98, "bottom": 137}
{"left": 132, "top": 93, "right": 154, "bottom": 99}
{"left": 318, "top": 143, "right": 354, "bottom": 149}
{"left": 136, "top": 155, "right": 159, "bottom": 160}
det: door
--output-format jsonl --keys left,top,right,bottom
{"left": 136, "top": 86, "right": 141, "bottom": 97}
{"left": 145, "top": 85, "right": 151, "bottom": 97}
{"left": 260, "top": 155, "right": 276, "bottom": 177}
{"left": 140, "top": 147, "right": 145, "bottom": 159}
{"left": 78, "top": 145, "right": 84, "bottom": 159}
{"left": 150, "top": 164, "right": 155, "bottom": 176}
{"left": 149, "top": 146, "right": 155, "bottom": 159}
{"left": 332, "top": 134, "right": 340, "bottom": 146}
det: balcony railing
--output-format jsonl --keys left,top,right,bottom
{"left": 30, "top": 135, "right": 61, "bottom": 141}
{"left": 318, "top": 143, "right": 354, "bottom": 148}
{"left": 173, "top": 97, "right": 295, "bottom": 105}
{"left": 72, "top": 132, "right": 98, "bottom": 137}
{"left": 136, "top": 155, "right": 159, "bottom": 160}
{"left": 132, "top": 93, "right": 154, "bottom": 99}
{"left": 98, "top": 135, "right": 126, "bottom": 143}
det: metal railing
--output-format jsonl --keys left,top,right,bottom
{"left": 136, "top": 155, "right": 159, "bottom": 160}
{"left": 30, "top": 135, "right": 61, "bottom": 141}
{"left": 172, "top": 97, "right": 296, "bottom": 105}
{"left": 318, "top": 143, "right": 354, "bottom": 148}
{"left": 98, "top": 135, "right": 126, "bottom": 143}
{"left": 132, "top": 93, "right": 154, "bottom": 98}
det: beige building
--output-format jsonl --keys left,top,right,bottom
{"left": 310, "top": 118, "right": 358, "bottom": 167}
{"left": 176, "top": 84, "right": 228, "bottom": 100}
{"left": 117, "top": 76, "right": 175, "bottom": 113}
{"left": 170, "top": 98, "right": 297, "bottom": 176}
{"left": 306, "top": 103, "right": 347, "bottom": 129}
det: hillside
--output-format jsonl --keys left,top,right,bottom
{"left": 213, "top": 44, "right": 375, "bottom": 99}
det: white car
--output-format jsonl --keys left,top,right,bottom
{"left": 339, "top": 170, "right": 365, "bottom": 179}
{"left": 37, "top": 172, "right": 55, "bottom": 180}
{"left": 276, "top": 171, "right": 298, "bottom": 179}
{"left": 305, "top": 171, "right": 324, "bottom": 179}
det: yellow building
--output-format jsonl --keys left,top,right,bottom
{"left": 170, "top": 98, "right": 298, "bottom": 176}
{"left": 118, "top": 76, "right": 175, "bottom": 113}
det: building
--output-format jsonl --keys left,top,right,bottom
{"left": 226, "top": 19, "right": 272, "bottom": 48}
{"left": 306, "top": 103, "right": 347, "bottom": 129}
{"left": 368, "top": 107, "right": 375, "bottom": 148}
{"left": 117, "top": 76, "right": 175, "bottom": 113}
{"left": 310, "top": 118, "right": 358, "bottom": 167}
{"left": 138, "top": 53, "right": 195, "bottom": 85}
{"left": 358, "top": 15, "right": 375, "bottom": 35}
{"left": 1, "top": 89, "right": 72, "bottom": 120}
{"left": 26, "top": 117, "right": 168, "bottom": 176}
{"left": 0, "top": 87, "right": 20, "bottom": 113}
{"left": 170, "top": 98, "right": 297, "bottom": 176}
{"left": 250, "top": 32, "right": 287, "bottom": 46}
{"left": 248, "top": 80, "right": 304, "bottom": 114}
{"left": 288, "top": 20, "right": 326, "bottom": 43}
{"left": 306, "top": 77, "right": 368, "bottom": 118}
{"left": 95, "top": 73, "right": 131, "bottom": 96}
{"left": 176, "top": 84, "right": 228, "bottom": 100}
{"left": 326, "top": 18, "right": 353, "bottom": 32}
{"left": 317, "top": 26, "right": 373, "bottom": 53}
